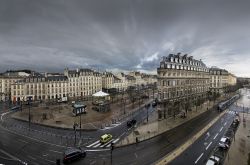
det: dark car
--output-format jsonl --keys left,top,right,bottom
{"left": 152, "top": 101, "right": 157, "bottom": 107}
{"left": 127, "top": 119, "right": 137, "bottom": 128}
{"left": 63, "top": 147, "right": 86, "bottom": 164}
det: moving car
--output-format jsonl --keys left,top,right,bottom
{"left": 63, "top": 147, "right": 86, "bottom": 164}
{"left": 100, "top": 134, "right": 112, "bottom": 144}
{"left": 127, "top": 119, "right": 137, "bottom": 128}
{"left": 152, "top": 101, "right": 157, "bottom": 107}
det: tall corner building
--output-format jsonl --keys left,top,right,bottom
{"left": 157, "top": 53, "right": 210, "bottom": 103}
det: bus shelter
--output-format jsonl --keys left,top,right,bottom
{"left": 72, "top": 103, "right": 87, "bottom": 116}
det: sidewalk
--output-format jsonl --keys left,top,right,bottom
{"left": 116, "top": 102, "right": 213, "bottom": 146}
{"left": 116, "top": 93, "right": 236, "bottom": 147}
{"left": 224, "top": 112, "right": 250, "bottom": 165}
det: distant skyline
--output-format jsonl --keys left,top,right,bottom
{"left": 0, "top": 0, "right": 250, "bottom": 77}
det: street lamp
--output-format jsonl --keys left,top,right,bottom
{"left": 73, "top": 122, "right": 78, "bottom": 146}
{"left": 110, "top": 142, "right": 114, "bottom": 165}
{"left": 27, "top": 96, "right": 33, "bottom": 130}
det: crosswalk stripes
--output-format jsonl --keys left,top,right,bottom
{"left": 86, "top": 140, "right": 99, "bottom": 148}
{"left": 86, "top": 138, "right": 120, "bottom": 148}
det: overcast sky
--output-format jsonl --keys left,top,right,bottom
{"left": 0, "top": 0, "right": 250, "bottom": 77}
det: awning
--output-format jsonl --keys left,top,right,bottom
{"left": 92, "top": 91, "right": 109, "bottom": 97}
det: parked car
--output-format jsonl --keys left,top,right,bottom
{"left": 206, "top": 155, "right": 221, "bottom": 165}
{"left": 100, "top": 134, "right": 112, "bottom": 144}
{"left": 127, "top": 119, "right": 137, "bottom": 128}
{"left": 220, "top": 137, "right": 231, "bottom": 145}
{"left": 218, "top": 136, "right": 230, "bottom": 150}
{"left": 225, "top": 129, "right": 234, "bottom": 138}
{"left": 218, "top": 142, "right": 229, "bottom": 150}
{"left": 63, "top": 147, "right": 86, "bottom": 164}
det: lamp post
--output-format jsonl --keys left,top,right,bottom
{"left": 27, "top": 96, "right": 32, "bottom": 130}
{"left": 110, "top": 142, "right": 114, "bottom": 165}
{"left": 73, "top": 122, "right": 77, "bottom": 146}
{"left": 79, "top": 113, "right": 82, "bottom": 138}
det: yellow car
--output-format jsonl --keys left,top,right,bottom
{"left": 100, "top": 134, "right": 112, "bottom": 144}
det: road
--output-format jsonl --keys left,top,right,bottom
{"left": 0, "top": 89, "right": 248, "bottom": 165}
{"left": 170, "top": 109, "right": 236, "bottom": 165}
{"left": 170, "top": 88, "right": 250, "bottom": 165}
{"left": 0, "top": 100, "right": 220, "bottom": 165}
{"left": 0, "top": 99, "right": 156, "bottom": 164}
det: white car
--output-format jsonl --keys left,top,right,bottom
{"left": 206, "top": 155, "right": 220, "bottom": 165}
{"left": 220, "top": 137, "right": 231, "bottom": 145}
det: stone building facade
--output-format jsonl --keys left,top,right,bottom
{"left": 157, "top": 53, "right": 210, "bottom": 102}
{"left": 0, "top": 70, "right": 33, "bottom": 101}
{"left": 209, "top": 67, "right": 229, "bottom": 94}
{"left": 227, "top": 73, "right": 237, "bottom": 86}
{"left": 64, "top": 68, "right": 102, "bottom": 98}
{"left": 11, "top": 76, "right": 68, "bottom": 102}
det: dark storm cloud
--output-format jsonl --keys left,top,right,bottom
{"left": 0, "top": 0, "right": 250, "bottom": 76}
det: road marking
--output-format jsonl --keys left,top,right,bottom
{"left": 206, "top": 142, "right": 212, "bottom": 150}
{"left": 195, "top": 153, "right": 204, "bottom": 164}
{"left": 90, "top": 161, "right": 97, "bottom": 165}
{"left": 27, "top": 155, "right": 36, "bottom": 160}
{"left": 113, "top": 138, "right": 120, "bottom": 144}
{"left": 0, "top": 149, "right": 23, "bottom": 162}
{"left": 224, "top": 122, "right": 227, "bottom": 126}
{"left": 100, "top": 139, "right": 114, "bottom": 148}
{"left": 49, "top": 150, "right": 62, "bottom": 154}
{"left": 0, "top": 124, "right": 66, "bottom": 148}
{"left": 134, "top": 153, "right": 138, "bottom": 158}
{"left": 93, "top": 143, "right": 102, "bottom": 148}
{"left": 86, "top": 140, "right": 100, "bottom": 148}
{"left": 219, "top": 127, "right": 223, "bottom": 132}
{"left": 213, "top": 133, "right": 219, "bottom": 139}
{"left": 0, "top": 111, "right": 12, "bottom": 121}
{"left": 18, "top": 139, "right": 28, "bottom": 144}
{"left": 85, "top": 149, "right": 110, "bottom": 152}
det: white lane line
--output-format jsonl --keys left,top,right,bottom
{"left": 86, "top": 140, "right": 99, "bottom": 148}
{"left": 85, "top": 148, "right": 110, "bottom": 152}
{"left": 112, "top": 138, "right": 120, "bottom": 144}
{"left": 18, "top": 139, "right": 28, "bottom": 143}
{"left": 213, "top": 133, "right": 219, "bottom": 140}
{"left": 0, "top": 124, "right": 66, "bottom": 148}
{"left": 49, "top": 150, "right": 62, "bottom": 154}
{"left": 206, "top": 142, "right": 212, "bottom": 150}
{"left": 0, "top": 111, "right": 12, "bottom": 121}
{"left": 224, "top": 122, "right": 227, "bottom": 126}
{"left": 93, "top": 143, "right": 102, "bottom": 148}
{"left": 219, "top": 127, "right": 223, "bottom": 132}
{"left": 0, "top": 149, "right": 22, "bottom": 162}
{"left": 195, "top": 153, "right": 204, "bottom": 164}
{"left": 100, "top": 139, "right": 114, "bottom": 148}
{"left": 27, "top": 155, "right": 36, "bottom": 160}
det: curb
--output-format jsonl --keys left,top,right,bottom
{"left": 10, "top": 116, "right": 98, "bottom": 131}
